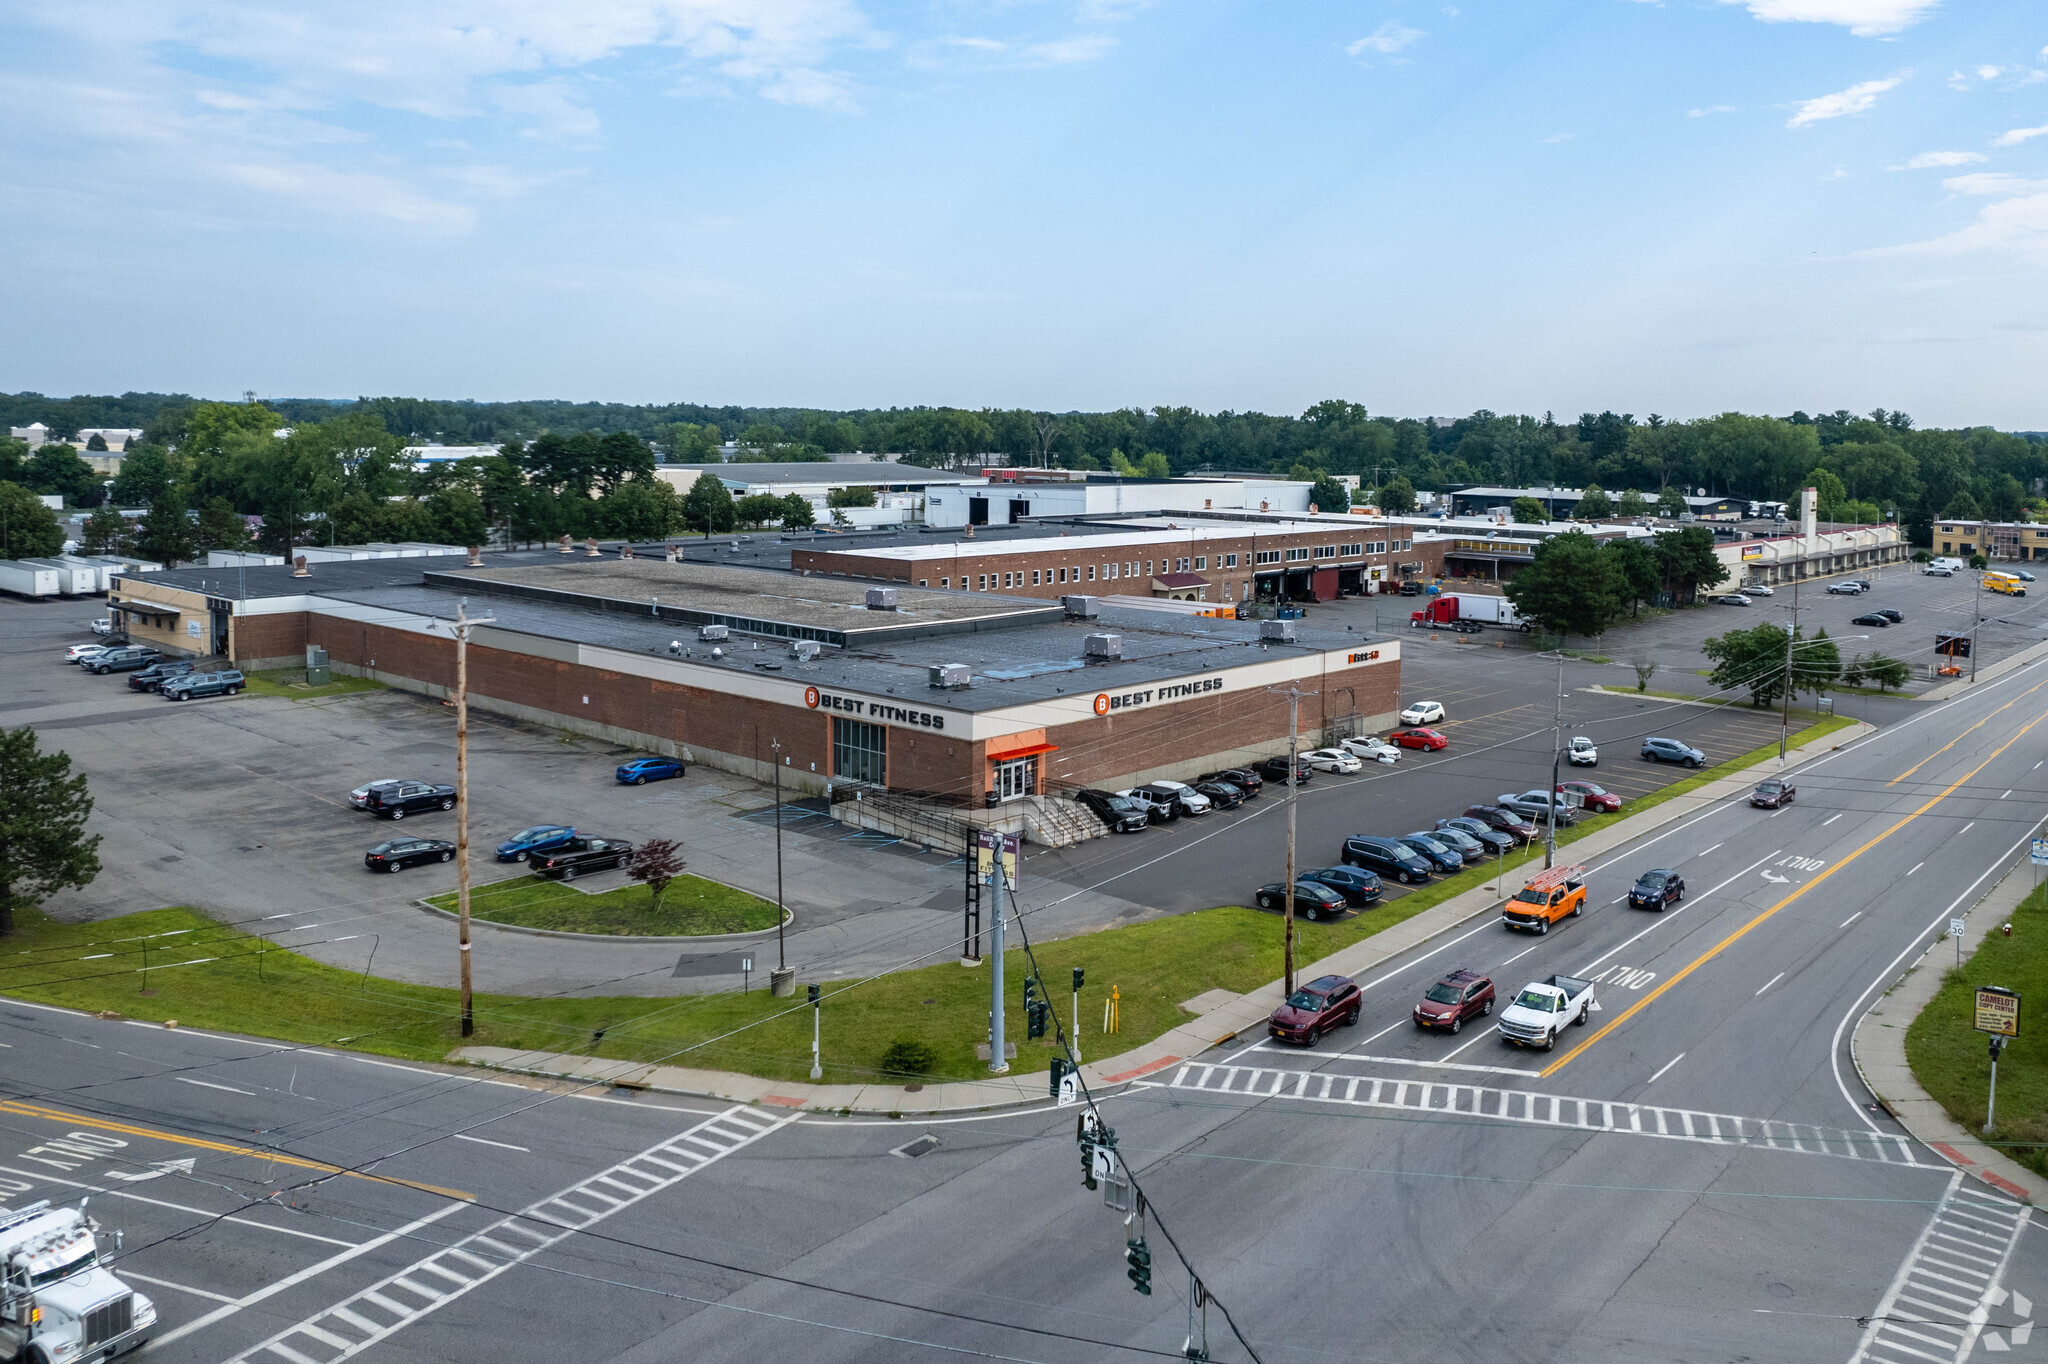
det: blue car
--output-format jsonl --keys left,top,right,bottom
{"left": 495, "top": 824, "right": 577, "bottom": 863}
{"left": 616, "top": 757, "right": 687, "bottom": 785}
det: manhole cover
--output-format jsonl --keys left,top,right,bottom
{"left": 892, "top": 1134, "right": 941, "bottom": 1159}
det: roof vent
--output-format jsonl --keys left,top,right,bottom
{"left": 929, "top": 663, "right": 972, "bottom": 690}
{"left": 1084, "top": 632, "right": 1122, "bottom": 660}
{"left": 1062, "top": 594, "right": 1100, "bottom": 618}
{"left": 698, "top": 624, "right": 729, "bottom": 642}
{"left": 1260, "top": 620, "right": 1296, "bottom": 643}
{"left": 791, "top": 639, "right": 822, "bottom": 661}
{"left": 866, "top": 586, "right": 899, "bottom": 611}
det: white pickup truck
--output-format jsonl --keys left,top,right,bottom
{"left": 1496, "top": 974, "right": 1595, "bottom": 1051}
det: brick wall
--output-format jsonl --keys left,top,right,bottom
{"left": 232, "top": 612, "right": 308, "bottom": 670}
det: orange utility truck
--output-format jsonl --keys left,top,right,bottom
{"left": 1502, "top": 864, "right": 1587, "bottom": 935}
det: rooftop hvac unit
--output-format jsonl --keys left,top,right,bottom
{"left": 1084, "top": 632, "right": 1122, "bottom": 660}
{"left": 1260, "top": 620, "right": 1296, "bottom": 643}
{"left": 790, "top": 640, "right": 821, "bottom": 661}
{"left": 698, "top": 624, "right": 729, "bottom": 641}
{"left": 1062, "top": 594, "right": 1101, "bottom": 618}
{"left": 929, "top": 663, "right": 972, "bottom": 690}
{"left": 865, "top": 586, "right": 899, "bottom": 611}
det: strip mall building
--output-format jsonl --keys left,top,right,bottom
{"left": 109, "top": 553, "right": 1401, "bottom": 803}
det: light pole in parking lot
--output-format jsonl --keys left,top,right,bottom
{"left": 1266, "top": 683, "right": 1317, "bottom": 995}
{"left": 451, "top": 598, "right": 493, "bottom": 1038}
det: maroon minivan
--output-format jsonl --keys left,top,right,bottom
{"left": 1268, "top": 974, "right": 1362, "bottom": 1045}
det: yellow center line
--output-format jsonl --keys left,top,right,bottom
{"left": 1542, "top": 699, "right": 2048, "bottom": 1079}
{"left": 0, "top": 1099, "right": 474, "bottom": 1202}
{"left": 1888, "top": 677, "right": 2048, "bottom": 787}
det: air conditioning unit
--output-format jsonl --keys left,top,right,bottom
{"left": 929, "top": 663, "right": 972, "bottom": 690}
{"left": 790, "top": 640, "right": 821, "bottom": 661}
{"left": 1260, "top": 620, "right": 1296, "bottom": 643}
{"left": 1062, "top": 594, "right": 1101, "bottom": 618}
{"left": 865, "top": 586, "right": 899, "bottom": 611}
{"left": 698, "top": 624, "right": 729, "bottom": 641}
{"left": 1084, "top": 632, "right": 1122, "bottom": 660}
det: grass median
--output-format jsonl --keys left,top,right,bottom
{"left": 242, "top": 669, "right": 387, "bottom": 701}
{"left": 1906, "top": 883, "right": 2048, "bottom": 1178}
{"left": 423, "top": 875, "right": 782, "bottom": 936}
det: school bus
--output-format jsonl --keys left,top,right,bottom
{"left": 1985, "top": 571, "right": 2028, "bottom": 597}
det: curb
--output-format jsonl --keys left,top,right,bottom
{"left": 416, "top": 899, "right": 793, "bottom": 945}
{"left": 1921, "top": 633, "right": 2048, "bottom": 702}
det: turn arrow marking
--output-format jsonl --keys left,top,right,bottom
{"left": 106, "top": 1157, "right": 196, "bottom": 1183}
{"left": 1760, "top": 870, "right": 1790, "bottom": 883}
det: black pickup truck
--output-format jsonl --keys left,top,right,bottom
{"left": 531, "top": 836, "right": 636, "bottom": 881}
{"left": 361, "top": 781, "right": 458, "bottom": 819}
{"left": 88, "top": 646, "right": 163, "bottom": 675}
{"left": 128, "top": 660, "right": 196, "bottom": 692}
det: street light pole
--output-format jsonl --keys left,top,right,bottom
{"left": 452, "top": 598, "right": 493, "bottom": 1037}
{"left": 1779, "top": 576, "right": 1800, "bottom": 764}
{"left": 1266, "top": 683, "right": 1317, "bottom": 995}
{"left": 771, "top": 737, "right": 786, "bottom": 972}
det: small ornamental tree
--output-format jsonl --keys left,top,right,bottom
{"left": 628, "top": 836, "right": 686, "bottom": 910}
{"left": 0, "top": 727, "right": 103, "bottom": 935}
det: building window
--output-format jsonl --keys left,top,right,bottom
{"left": 919, "top": 579, "right": 928, "bottom": 588}
{"left": 940, "top": 577, "right": 949, "bottom": 589}
{"left": 1058, "top": 567, "right": 1068, "bottom": 583}
{"left": 1255, "top": 550, "right": 1280, "bottom": 565}
{"left": 1313, "top": 545, "right": 1337, "bottom": 559}
{"left": 1225, "top": 553, "right": 1238, "bottom": 568}
{"left": 993, "top": 755, "right": 1038, "bottom": 801}
{"left": 1088, "top": 565, "right": 1096, "bottom": 580}
{"left": 832, "top": 717, "right": 887, "bottom": 786}
{"left": 1284, "top": 547, "right": 1309, "bottom": 562}
{"left": 1341, "top": 544, "right": 1361, "bottom": 557}
{"left": 1032, "top": 570, "right": 1041, "bottom": 585}
{"left": 978, "top": 575, "right": 988, "bottom": 590}
{"left": 1194, "top": 556, "right": 1206, "bottom": 570}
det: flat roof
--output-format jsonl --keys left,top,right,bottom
{"left": 811, "top": 518, "right": 1394, "bottom": 563}
{"left": 667, "top": 461, "right": 985, "bottom": 485}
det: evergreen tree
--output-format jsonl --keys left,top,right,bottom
{"left": 0, "top": 726, "right": 102, "bottom": 936}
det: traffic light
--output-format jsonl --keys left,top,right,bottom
{"left": 1125, "top": 1236, "right": 1152, "bottom": 1295}
{"left": 1072, "top": 966, "right": 1085, "bottom": 992}
{"left": 1049, "top": 1055, "right": 1068, "bottom": 1096}
{"left": 807, "top": 983, "right": 819, "bottom": 1005}
{"left": 1078, "top": 1113, "right": 1098, "bottom": 1190}
{"left": 1027, "top": 998, "right": 1048, "bottom": 1039}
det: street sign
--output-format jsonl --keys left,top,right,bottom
{"left": 1092, "top": 1145, "right": 1119, "bottom": 1182}
{"left": 1974, "top": 985, "right": 2021, "bottom": 1037}
{"left": 1057, "top": 1071, "right": 1080, "bottom": 1108}
{"left": 2032, "top": 838, "right": 2048, "bottom": 867}
{"left": 1951, "top": 919, "right": 1967, "bottom": 940}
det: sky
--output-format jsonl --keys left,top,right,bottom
{"left": 2, "top": 1, "right": 2045, "bottom": 427}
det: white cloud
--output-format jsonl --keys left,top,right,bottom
{"left": 1786, "top": 76, "right": 1902, "bottom": 128}
{"left": 1348, "top": 22, "right": 1424, "bottom": 57}
{"left": 1019, "top": 33, "right": 1117, "bottom": 65}
{"left": 1688, "top": 104, "right": 1737, "bottom": 116}
{"left": 1877, "top": 190, "right": 2048, "bottom": 261}
{"left": 942, "top": 36, "right": 1007, "bottom": 52}
{"left": 1542, "top": 132, "right": 1575, "bottom": 143}
{"left": 1941, "top": 172, "right": 2048, "bottom": 196}
{"left": 1899, "top": 150, "right": 1987, "bottom": 168}
{"left": 1720, "top": 0, "right": 1939, "bottom": 38}
{"left": 1994, "top": 124, "right": 2048, "bottom": 147}
{"left": 1978, "top": 65, "right": 2002, "bottom": 80}
{"left": 490, "top": 81, "right": 602, "bottom": 142}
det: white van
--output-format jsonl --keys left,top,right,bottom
{"left": 1926, "top": 556, "right": 1966, "bottom": 576}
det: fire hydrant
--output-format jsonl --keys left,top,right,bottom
{"left": 2003, "top": 922, "right": 2013, "bottom": 938}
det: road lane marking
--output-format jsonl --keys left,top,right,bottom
{"left": 450, "top": 1133, "right": 529, "bottom": 1152}
{"left": 1908, "top": 862, "right": 1924, "bottom": 876}
{"left": 1848, "top": 1175, "right": 2027, "bottom": 1364}
{"left": 1886, "top": 678, "right": 2048, "bottom": 789}
{"left": 1502, "top": 944, "right": 1540, "bottom": 966}
{"left": 1356, "top": 1020, "right": 1411, "bottom": 1047}
{"left": 1697, "top": 843, "right": 1723, "bottom": 858}
{"left": 1842, "top": 912, "right": 1863, "bottom": 927}
{"left": 174, "top": 1077, "right": 254, "bottom": 1095}
{"left": 1576, "top": 852, "right": 1780, "bottom": 978}
{"left": 1755, "top": 972, "right": 1785, "bottom": 997}
{"left": 1823, "top": 813, "right": 1842, "bottom": 825}
{"left": 118, "top": 1270, "right": 239, "bottom": 1304}
{"left": 2001, "top": 789, "right": 2012, "bottom": 799}
{"left": 0, "top": 1166, "right": 360, "bottom": 1245}
{"left": 1321, "top": 1054, "right": 1538, "bottom": 1077}
{"left": 1441, "top": 1028, "right": 1498, "bottom": 1061}
{"left": 1544, "top": 699, "right": 2048, "bottom": 1079}
{"left": 1647, "top": 1054, "right": 1684, "bottom": 1083}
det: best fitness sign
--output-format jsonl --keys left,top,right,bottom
{"left": 805, "top": 685, "right": 949, "bottom": 731}
{"left": 1092, "top": 674, "right": 1227, "bottom": 715}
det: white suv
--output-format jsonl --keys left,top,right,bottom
{"left": 1567, "top": 736, "right": 1598, "bottom": 766}
{"left": 1400, "top": 700, "right": 1446, "bottom": 725}
{"left": 1120, "top": 782, "right": 1211, "bottom": 819}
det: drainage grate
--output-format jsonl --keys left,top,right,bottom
{"left": 892, "top": 1134, "right": 941, "bottom": 1159}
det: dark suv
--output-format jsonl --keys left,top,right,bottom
{"left": 1412, "top": 970, "right": 1495, "bottom": 1033}
{"left": 1341, "top": 835, "right": 1435, "bottom": 884}
{"left": 128, "top": 660, "right": 196, "bottom": 692}
{"left": 361, "top": 780, "right": 458, "bottom": 819}
{"left": 1198, "top": 768, "right": 1263, "bottom": 798}
{"left": 1076, "top": 789, "right": 1149, "bottom": 833}
{"left": 1395, "top": 832, "right": 1464, "bottom": 872}
{"left": 88, "top": 647, "right": 163, "bottom": 675}
{"left": 1462, "top": 805, "right": 1538, "bottom": 844}
{"left": 1267, "top": 973, "right": 1362, "bottom": 1045}
{"left": 1253, "top": 755, "right": 1312, "bottom": 785}
{"left": 1629, "top": 869, "right": 1684, "bottom": 910}
{"left": 1301, "top": 865, "right": 1382, "bottom": 906}
{"left": 161, "top": 669, "right": 245, "bottom": 700}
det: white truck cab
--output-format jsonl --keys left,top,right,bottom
{"left": 0, "top": 1202, "right": 154, "bottom": 1364}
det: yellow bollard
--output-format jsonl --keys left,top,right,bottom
{"left": 1103, "top": 985, "right": 1122, "bottom": 1035}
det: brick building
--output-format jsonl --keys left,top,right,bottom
{"left": 111, "top": 554, "right": 1403, "bottom": 803}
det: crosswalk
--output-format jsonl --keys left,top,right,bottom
{"left": 1168, "top": 1062, "right": 1930, "bottom": 1166}
{"left": 223, "top": 1105, "right": 792, "bottom": 1364}
{"left": 1850, "top": 1172, "right": 2030, "bottom": 1363}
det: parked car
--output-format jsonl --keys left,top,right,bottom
{"left": 1629, "top": 868, "right": 1684, "bottom": 910}
{"left": 2017, "top": 570, "right": 2039, "bottom": 583}
{"left": 1923, "top": 564, "right": 1955, "bottom": 577}
{"left": 90, "top": 617, "right": 113, "bottom": 634}
{"left": 361, "top": 780, "right": 458, "bottom": 819}
{"left": 161, "top": 669, "right": 245, "bottom": 700}
{"left": 1144, "top": 780, "right": 1213, "bottom": 816}
{"left": 349, "top": 779, "right": 406, "bottom": 810}
{"left": 1851, "top": 613, "right": 1891, "bottom": 628}
{"left": 1751, "top": 777, "right": 1795, "bottom": 808}
{"left": 1843, "top": 578, "right": 1873, "bottom": 591}
{"left": 532, "top": 836, "right": 636, "bottom": 881}
{"left": 1342, "top": 835, "right": 1436, "bottom": 884}
{"left": 1556, "top": 779, "right": 1621, "bottom": 813}
{"left": 495, "top": 824, "right": 578, "bottom": 862}
{"left": 1566, "top": 736, "right": 1597, "bottom": 766}
{"left": 1412, "top": 970, "right": 1495, "bottom": 1033}
{"left": 1300, "top": 865, "right": 1382, "bottom": 906}
{"left": 1399, "top": 700, "right": 1447, "bottom": 725}
{"left": 1339, "top": 736, "right": 1401, "bottom": 764}
{"left": 1874, "top": 608, "right": 1904, "bottom": 622}
{"left": 1198, "top": 767, "right": 1263, "bottom": 797}
{"left": 88, "top": 647, "right": 163, "bottom": 675}
{"left": 1077, "top": 789, "right": 1151, "bottom": 832}
{"left": 1267, "top": 973, "right": 1362, "bottom": 1044}
{"left": 1395, "top": 832, "right": 1464, "bottom": 872}
{"left": 1498, "top": 790, "right": 1579, "bottom": 826}
{"left": 1302, "top": 748, "right": 1363, "bottom": 774}
{"left": 127, "top": 660, "right": 196, "bottom": 692}
{"left": 1713, "top": 593, "right": 1753, "bottom": 606}
{"left": 1641, "top": 736, "right": 1706, "bottom": 767}
{"left": 65, "top": 643, "right": 111, "bottom": 663}
{"left": 1462, "top": 805, "right": 1539, "bottom": 843}
{"left": 1193, "top": 780, "right": 1246, "bottom": 810}
{"left": 1116, "top": 787, "right": 1181, "bottom": 823}
{"left": 616, "top": 756, "right": 686, "bottom": 784}
{"left": 364, "top": 837, "right": 457, "bottom": 873}
{"left": 1435, "top": 816, "right": 1515, "bottom": 854}
{"left": 1421, "top": 825, "right": 1489, "bottom": 859}
{"left": 1391, "top": 727, "right": 1449, "bottom": 751}
{"left": 1825, "top": 581, "right": 1864, "bottom": 595}
{"left": 1742, "top": 584, "right": 1774, "bottom": 596}
{"left": 1252, "top": 755, "right": 1313, "bottom": 784}
{"left": 1253, "top": 879, "right": 1350, "bottom": 920}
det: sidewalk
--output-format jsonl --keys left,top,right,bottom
{"left": 455, "top": 720, "right": 1876, "bottom": 1114}
{"left": 1852, "top": 854, "right": 2046, "bottom": 1204}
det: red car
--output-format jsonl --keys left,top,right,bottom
{"left": 1392, "top": 727, "right": 1448, "bottom": 751}
{"left": 1556, "top": 780, "right": 1621, "bottom": 814}
{"left": 1413, "top": 970, "right": 1495, "bottom": 1033}
{"left": 1267, "top": 973, "right": 1362, "bottom": 1045}
{"left": 1751, "top": 778, "right": 1795, "bottom": 808}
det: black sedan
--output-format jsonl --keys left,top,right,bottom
{"left": 1253, "top": 880, "right": 1350, "bottom": 920}
{"left": 365, "top": 837, "right": 457, "bottom": 873}
{"left": 1851, "top": 613, "right": 1892, "bottom": 628}
{"left": 1301, "top": 866, "right": 1382, "bottom": 906}
{"left": 1253, "top": 755, "right": 1313, "bottom": 785}
{"left": 1076, "top": 789, "right": 1149, "bottom": 833}
{"left": 1194, "top": 780, "right": 1246, "bottom": 810}
{"left": 1199, "top": 767, "right": 1263, "bottom": 797}
{"left": 1629, "top": 869, "right": 1684, "bottom": 910}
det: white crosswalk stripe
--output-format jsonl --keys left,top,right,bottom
{"left": 1168, "top": 1062, "right": 1933, "bottom": 1165}
{"left": 1850, "top": 1171, "right": 2030, "bottom": 1363}
{"left": 221, "top": 1104, "right": 792, "bottom": 1364}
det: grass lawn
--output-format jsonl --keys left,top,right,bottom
{"left": 424, "top": 875, "right": 781, "bottom": 936}
{"left": 242, "top": 669, "right": 387, "bottom": 701}
{"left": 1907, "top": 883, "right": 2048, "bottom": 1178}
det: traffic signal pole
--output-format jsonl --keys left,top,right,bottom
{"left": 989, "top": 843, "right": 1009, "bottom": 1075}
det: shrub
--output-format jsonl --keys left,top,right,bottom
{"left": 878, "top": 1037, "right": 939, "bottom": 1081}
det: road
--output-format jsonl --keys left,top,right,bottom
{"left": 6, "top": 642, "right": 2047, "bottom": 1362}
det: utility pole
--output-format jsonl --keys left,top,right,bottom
{"left": 987, "top": 833, "right": 1015, "bottom": 1075}
{"left": 1970, "top": 567, "right": 1984, "bottom": 683}
{"left": 1544, "top": 650, "right": 1565, "bottom": 869}
{"left": 452, "top": 598, "right": 493, "bottom": 1037}
{"left": 771, "top": 737, "right": 786, "bottom": 972}
{"left": 1266, "top": 684, "right": 1317, "bottom": 994}
{"left": 1779, "top": 576, "right": 1800, "bottom": 763}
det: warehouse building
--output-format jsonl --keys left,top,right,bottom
{"left": 110, "top": 553, "right": 1402, "bottom": 805}
{"left": 924, "top": 475, "right": 1316, "bottom": 528}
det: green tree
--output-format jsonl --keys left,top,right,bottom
{"left": 1945, "top": 489, "right": 1983, "bottom": 519}
{"left": 1377, "top": 476, "right": 1417, "bottom": 514}
{"left": 1793, "top": 628, "right": 1842, "bottom": 700}
{"left": 133, "top": 490, "right": 198, "bottom": 566}
{"left": 85, "top": 433, "right": 107, "bottom": 452}
{"left": 827, "top": 484, "right": 878, "bottom": 509}
{"left": 596, "top": 478, "right": 682, "bottom": 540}
{"left": 194, "top": 496, "right": 250, "bottom": 552}
{"left": 1309, "top": 474, "right": 1351, "bottom": 515}
{"left": 779, "top": 493, "right": 816, "bottom": 529}
{"left": 1862, "top": 652, "right": 1910, "bottom": 692}
{"left": 25, "top": 445, "right": 100, "bottom": 506}
{"left": 80, "top": 503, "right": 129, "bottom": 555}
{"left": 734, "top": 493, "right": 786, "bottom": 528}
{"left": 1656, "top": 487, "right": 1687, "bottom": 517}
{"left": 0, "top": 725, "right": 103, "bottom": 935}
{"left": 0, "top": 482, "right": 64, "bottom": 558}
{"left": 680, "top": 472, "right": 736, "bottom": 536}
{"left": 1137, "top": 451, "right": 1171, "bottom": 480}
{"left": 1703, "top": 623, "right": 1789, "bottom": 708}
{"left": 1575, "top": 483, "right": 1614, "bottom": 519}
{"left": 1652, "top": 526, "right": 1728, "bottom": 599}
{"left": 109, "top": 446, "right": 178, "bottom": 506}
{"left": 0, "top": 437, "right": 26, "bottom": 482}
{"left": 1502, "top": 530, "right": 1625, "bottom": 639}
{"left": 426, "top": 487, "right": 489, "bottom": 546}
{"left": 1510, "top": 496, "right": 1548, "bottom": 524}
{"left": 1603, "top": 536, "right": 1663, "bottom": 616}
{"left": 1617, "top": 489, "right": 1649, "bottom": 518}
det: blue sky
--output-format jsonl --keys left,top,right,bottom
{"left": 2, "top": 1, "right": 2044, "bottom": 426}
